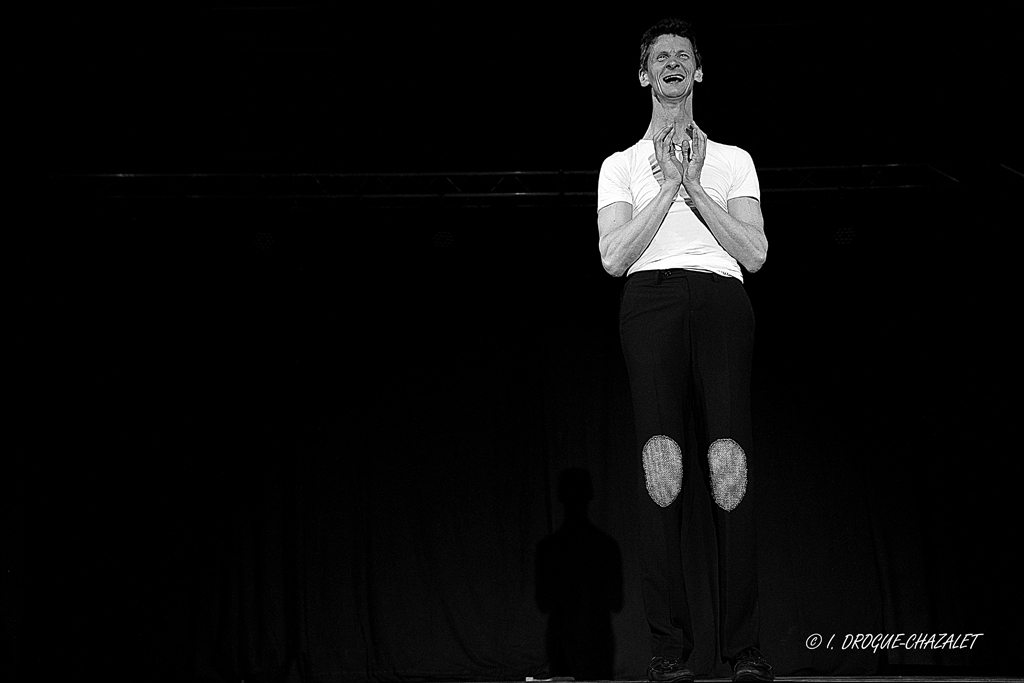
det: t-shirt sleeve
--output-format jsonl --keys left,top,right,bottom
{"left": 597, "top": 152, "right": 633, "bottom": 212}
{"left": 728, "top": 148, "right": 761, "bottom": 202}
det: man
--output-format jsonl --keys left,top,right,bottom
{"left": 596, "top": 18, "right": 773, "bottom": 683}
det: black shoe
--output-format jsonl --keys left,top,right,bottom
{"left": 647, "top": 656, "right": 694, "bottom": 683}
{"left": 731, "top": 647, "right": 773, "bottom": 682}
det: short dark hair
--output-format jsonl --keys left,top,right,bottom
{"left": 639, "top": 18, "right": 703, "bottom": 73}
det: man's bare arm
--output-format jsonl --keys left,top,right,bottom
{"left": 598, "top": 183, "right": 680, "bottom": 277}
{"left": 597, "top": 126, "right": 685, "bottom": 277}
{"left": 686, "top": 191, "right": 767, "bottom": 273}
{"left": 680, "top": 123, "right": 767, "bottom": 273}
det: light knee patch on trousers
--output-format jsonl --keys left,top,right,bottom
{"left": 643, "top": 435, "right": 683, "bottom": 507}
{"left": 708, "top": 438, "right": 747, "bottom": 511}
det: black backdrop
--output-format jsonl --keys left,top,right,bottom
{"left": 10, "top": 5, "right": 1023, "bottom": 682}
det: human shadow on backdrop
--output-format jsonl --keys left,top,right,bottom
{"left": 535, "top": 467, "right": 624, "bottom": 681}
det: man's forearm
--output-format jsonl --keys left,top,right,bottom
{"left": 685, "top": 184, "right": 767, "bottom": 273}
{"left": 600, "top": 181, "right": 681, "bottom": 277}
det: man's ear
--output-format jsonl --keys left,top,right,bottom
{"left": 639, "top": 69, "right": 651, "bottom": 87}
{"left": 695, "top": 69, "right": 703, "bottom": 83}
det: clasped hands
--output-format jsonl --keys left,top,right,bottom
{"left": 654, "top": 122, "right": 706, "bottom": 190}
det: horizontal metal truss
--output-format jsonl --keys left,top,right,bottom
{"left": 49, "top": 164, "right": 961, "bottom": 208}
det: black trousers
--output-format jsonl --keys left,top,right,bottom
{"left": 618, "top": 268, "right": 760, "bottom": 663}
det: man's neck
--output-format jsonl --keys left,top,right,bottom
{"left": 642, "top": 96, "right": 694, "bottom": 144}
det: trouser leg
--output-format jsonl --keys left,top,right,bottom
{"left": 688, "top": 274, "right": 760, "bottom": 661}
{"left": 619, "top": 272, "right": 696, "bottom": 660}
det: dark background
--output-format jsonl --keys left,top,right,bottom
{"left": 8, "top": 5, "right": 1023, "bottom": 683}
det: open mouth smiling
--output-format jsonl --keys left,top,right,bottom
{"left": 662, "top": 74, "right": 686, "bottom": 84}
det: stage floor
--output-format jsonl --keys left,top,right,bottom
{"left": 509, "top": 678, "right": 1024, "bottom": 683}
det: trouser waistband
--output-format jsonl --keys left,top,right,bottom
{"left": 626, "top": 268, "right": 730, "bottom": 285}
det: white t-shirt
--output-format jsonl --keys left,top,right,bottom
{"left": 597, "top": 138, "right": 761, "bottom": 281}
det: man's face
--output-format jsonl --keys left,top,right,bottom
{"left": 641, "top": 34, "right": 701, "bottom": 98}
